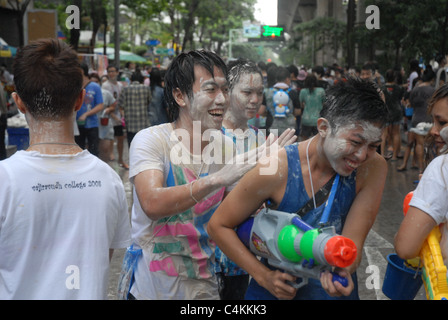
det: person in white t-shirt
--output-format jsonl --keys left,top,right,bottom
{"left": 125, "top": 50, "right": 278, "bottom": 300}
{"left": 102, "top": 65, "right": 128, "bottom": 169}
{"left": 0, "top": 39, "right": 131, "bottom": 300}
{"left": 395, "top": 84, "right": 448, "bottom": 266}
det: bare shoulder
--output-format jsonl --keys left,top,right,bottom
{"left": 356, "top": 152, "right": 388, "bottom": 192}
{"left": 251, "top": 145, "right": 291, "bottom": 206}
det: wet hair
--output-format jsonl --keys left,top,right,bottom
{"left": 320, "top": 77, "right": 389, "bottom": 132}
{"left": 164, "top": 50, "right": 227, "bottom": 121}
{"left": 13, "top": 38, "right": 83, "bottom": 120}
{"left": 227, "top": 58, "right": 262, "bottom": 92}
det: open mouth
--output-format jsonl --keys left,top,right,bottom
{"left": 208, "top": 109, "right": 224, "bottom": 118}
{"left": 345, "top": 158, "right": 359, "bottom": 170}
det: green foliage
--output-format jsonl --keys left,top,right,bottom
{"left": 292, "top": 17, "right": 346, "bottom": 66}
{"left": 364, "top": 0, "right": 448, "bottom": 69}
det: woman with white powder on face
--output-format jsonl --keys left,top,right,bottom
{"left": 395, "top": 84, "right": 448, "bottom": 268}
{"left": 217, "top": 58, "right": 297, "bottom": 299}
{"left": 208, "top": 77, "right": 390, "bottom": 300}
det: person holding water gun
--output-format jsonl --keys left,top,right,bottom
{"left": 208, "top": 77, "right": 390, "bottom": 300}
{"left": 395, "top": 84, "right": 448, "bottom": 299}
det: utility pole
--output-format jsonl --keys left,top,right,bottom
{"left": 346, "top": 0, "right": 356, "bottom": 68}
{"left": 114, "top": 0, "right": 120, "bottom": 68}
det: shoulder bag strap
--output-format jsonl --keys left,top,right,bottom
{"left": 295, "top": 174, "right": 336, "bottom": 218}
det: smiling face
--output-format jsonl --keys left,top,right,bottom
{"left": 430, "top": 97, "right": 448, "bottom": 151}
{"left": 321, "top": 121, "right": 382, "bottom": 176}
{"left": 183, "top": 65, "right": 229, "bottom": 131}
{"left": 228, "top": 72, "right": 264, "bottom": 123}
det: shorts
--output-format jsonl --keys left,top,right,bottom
{"left": 114, "top": 125, "right": 124, "bottom": 137}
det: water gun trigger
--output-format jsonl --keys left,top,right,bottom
{"left": 331, "top": 272, "right": 349, "bottom": 287}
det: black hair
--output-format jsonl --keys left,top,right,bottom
{"left": 266, "top": 65, "right": 278, "bottom": 87}
{"left": 164, "top": 50, "right": 227, "bottom": 121}
{"left": 385, "top": 69, "right": 395, "bottom": 83}
{"left": 304, "top": 74, "right": 317, "bottom": 93}
{"left": 287, "top": 64, "right": 298, "bottom": 78}
{"left": 257, "top": 61, "right": 267, "bottom": 71}
{"left": 320, "top": 77, "right": 389, "bottom": 131}
{"left": 275, "top": 66, "right": 290, "bottom": 83}
{"left": 227, "top": 58, "right": 262, "bottom": 92}
{"left": 130, "top": 71, "right": 144, "bottom": 83}
{"left": 80, "top": 62, "right": 89, "bottom": 77}
{"left": 13, "top": 38, "right": 83, "bottom": 120}
{"left": 421, "top": 69, "right": 436, "bottom": 83}
{"left": 149, "top": 67, "right": 163, "bottom": 91}
{"left": 312, "top": 65, "right": 325, "bottom": 77}
{"left": 362, "top": 63, "right": 375, "bottom": 73}
{"left": 409, "top": 59, "right": 420, "bottom": 75}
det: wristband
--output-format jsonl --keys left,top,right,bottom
{"left": 190, "top": 180, "right": 200, "bottom": 204}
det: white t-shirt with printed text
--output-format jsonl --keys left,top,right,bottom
{"left": 0, "top": 150, "right": 131, "bottom": 299}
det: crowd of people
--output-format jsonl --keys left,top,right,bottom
{"left": 1, "top": 38, "right": 448, "bottom": 301}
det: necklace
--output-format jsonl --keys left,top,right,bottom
{"left": 28, "top": 142, "right": 79, "bottom": 148}
{"left": 306, "top": 136, "right": 317, "bottom": 209}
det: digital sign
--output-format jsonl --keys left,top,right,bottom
{"left": 247, "top": 25, "right": 285, "bottom": 41}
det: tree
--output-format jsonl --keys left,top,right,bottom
{"left": 364, "top": 0, "right": 448, "bottom": 69}
{"left": 293, "top": 17, "right": 346, "bottom": 66}
{"left": 346, "top": 0, "right": 356, "bottom": 68}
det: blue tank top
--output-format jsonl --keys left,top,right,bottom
{"left": 276, "top": 143, "right": 356, "bottom": 233}
{"left": 245, "top": 143, "right": 360, "bottom": 300}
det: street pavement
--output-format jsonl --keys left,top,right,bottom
{"left": 106, "top": 140, "right": 428, "bottom": 300}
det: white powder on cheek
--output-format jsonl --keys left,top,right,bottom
{"left": 440, "top": 126, "right": 448, "bottom": 144}
{"left": 323, "top": 134, "right": 350, "bottom": 169}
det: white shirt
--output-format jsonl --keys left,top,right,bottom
{"left": 128, "top": 123, "right": 234, "bottom": 299}
{"left": 0, "top": 150, "right": 131, "bottom": 299}
{"left": 410, "top": 154, "right": 448, "bottom": 266}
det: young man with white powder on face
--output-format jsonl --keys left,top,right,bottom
{"left": 124, "top": 50, "right": 287, "bottom": 300}
{"left": 208, "top": 77, "right": 390, "bottom": 300}
{"left": 0, "top": 39, "right": 131, "bottom": 299}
